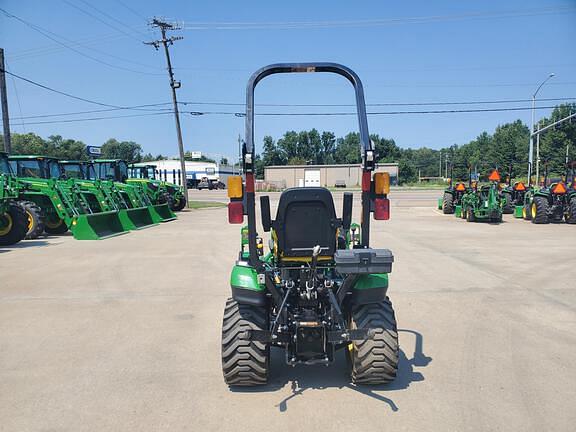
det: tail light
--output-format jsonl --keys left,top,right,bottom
{"left": 228, "top": 201, "right": 244, "bottom": 224}
{"left": 374, "top": 172, "right": 390, "bottom": 195}
{"left": 552, "top": 183, "right": 567, "bottom": 194}
{"left": 374, "top": 197, "right": 390, "bottom": 220}
{"left": 227, "top": 176, "right": 243, "bottom": 198}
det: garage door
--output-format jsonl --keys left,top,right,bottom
{"left": 304, "top": 169, "right": 321, "bottom": 187}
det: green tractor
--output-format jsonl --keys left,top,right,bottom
{"left": 0, "top": 153, "right": 27, "bottom": 246}
{"left": 438, "top": 163, "right": 471, "bottom": 216}
{"left": 221, "top": 63, "right": 398, "bottom": 387}
{"left": 91, "top": 159, "right": 176, "bottom": 222}
{"left": 9, "top": 155, "right": 126, "bottom": 240}
{"left": 524, "top": 161, "right": 576, "bottom": 224}
{"left": 59, "top": 160, "right": 160, "bottom": 230}
{"left": 460, "top": 168, "right": 503, "bottom": 223}
{"left": 501, "top": 163, "right": 531, "bottom": 218}
{"left": 128, "top": 164, "right": 187, "bottom": 211}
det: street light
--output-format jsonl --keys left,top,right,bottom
{"left": 528, "top": 73, "right": 555, "bottom": 183}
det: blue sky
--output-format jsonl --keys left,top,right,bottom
{"left": 1, "top": 0, "right": 575, "bottom": 162}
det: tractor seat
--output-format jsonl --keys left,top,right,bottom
{"left": 272, "top": 187, "right": 339, "bottom": 261}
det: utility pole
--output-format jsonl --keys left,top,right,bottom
{"left": 0, "top": 48, "right": 11, "bottom": 153}
{"left": 145, "top": 19, "right": 188, "bottom": 207}
{"left": 438, "top": 151, "right": 442, "bottom": 177}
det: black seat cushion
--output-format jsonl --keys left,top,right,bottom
{"left": 273, "top": 187, "right": 338, "bottom": 258}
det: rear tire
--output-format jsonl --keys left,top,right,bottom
{"left": 19, "top": 201, "right": 45, "bottom": 240}
{"left": 44, "top": 218, "right": 68, "bottom": 235}
{"left": 523, "top": 202, "right": 532, "bottom": 220}
{"left": 442, "top": 193, "right": 454, "bottom": 214}
{"left": 348, "top": 298, "right": 399, "bottom": 385}
{"left": 0, "top": 202, "right": 28, "bottom": 246}
{"left": 502, "top": 191, "right": 514, "bottom": 214}
{"left": 172, "top": 196, "right": 186, "bottom": 211}
{"left": 221, "top": 298, "right": 269, "bottom": 386}
{"left": 567, "top": 197, "right": 576, "bottom": 224}
{"left": 531, "top": 196, "right": 549, "bottom": 224}
{"left": 466, "top": 207, "right": 475, "bottom": 222}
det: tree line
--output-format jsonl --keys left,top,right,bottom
{"left": 1, "top": 103, "right": 573, "bottom": 183}
{"left": 256, "top": 103, "right": 575, "bottom": 183}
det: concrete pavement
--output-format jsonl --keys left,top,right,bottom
{"left": 1, "top": 190, "right": 575, "bottom": 431}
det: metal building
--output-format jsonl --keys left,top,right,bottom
{"left": 264, "top": 163, "right": 399, "bottom": 189}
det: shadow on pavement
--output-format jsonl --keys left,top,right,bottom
{"left": 0, "top": 239, "right": 54, "bottom": 249}
{"left": 230, "top": 328, "right": 432, "bottom": 413}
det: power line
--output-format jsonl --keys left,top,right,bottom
{"left": 10, "top": 104, "right": 173, "bottom": 120}
{"left": 15, "top": 111, "right": 173, "bottom": 126}
{"left": 114, "top": 0, "right": 148, "bottom": 22}
{"left": 0, "top": 7, "right": 162, "bottom": 76}
{"left": 1, "top": 68, "right": 168, "bottom": 111}
{"left": 179, "top": 97, "right": 576, "bottom": 108}
{"left": 181, "top": 5, "right": 575, "bottom": 30}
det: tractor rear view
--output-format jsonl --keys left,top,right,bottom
{"left": 527, "top": 161, "right": 576, "bottom": 224}
{"left": 460, "top": 168, "right": 503, "bottom": 223}
{"left": 501, "top": 163, "right": 531, "bottom": 218}
{"left": 438, "top": 163, "right": 470, "bottom": 216}
{"left": 221, "top": 63, "right": 398, "bottom": 387}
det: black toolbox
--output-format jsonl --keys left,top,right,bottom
{"left": 334, "top": 248, "right": 394, "bottom": 274}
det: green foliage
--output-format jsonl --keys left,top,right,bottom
{"left": 101, "top": 138, "right": 143, "bottom": 162}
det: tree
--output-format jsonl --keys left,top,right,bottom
{"left": 220, "top": 157, "right": 229, "bottom": 165}
{"left": 101, "top": 138, "right": 143, "bottom": 162}
{"left": 334, "top": 133, "right": 361, "bottom": 164}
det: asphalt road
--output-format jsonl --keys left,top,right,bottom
{"left": 1, "top": 189, "right": 575, "bottom": 431}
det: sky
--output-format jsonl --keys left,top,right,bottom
{"left": 1, "top": 0, "right": 575, "bottom": 162}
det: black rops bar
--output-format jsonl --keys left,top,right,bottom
{"left": 242, "top": 63, "right": 376, "bottom": 267}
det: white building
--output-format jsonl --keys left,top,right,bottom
{"left": 134, "top": 160, "right": 237, "bottom": 187}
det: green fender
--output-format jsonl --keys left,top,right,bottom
{"left": 230, "top": 265, "right": 264, "bottom": 292}
{"left": 350, "top": 273, "right": 389, "bottom": 305}
{"left": 353, "top": 273, "right": 389, "bottom": 290}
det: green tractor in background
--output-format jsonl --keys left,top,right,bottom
{"left": 501, "top": 162, "right": 531, "bottom": 218}
{"left": 438, "top": 163, "right": 471, "bottom": 216}
{"left": 0, "top": 153, "right": 27, "bottom": 246}
{"left": 221, "top": 63, "right": 398, "bottom": 387}
{"left": 524, "top": 161, "right": 576, "bottom": 224}
{"left": 59, "top": 160, "right": 161, "bottom": 230}
{"left": 91, "top": 159, "right": 176, "bottom": 221}
{"left": 128, "top": 164, "right": 187, "bottom": 212}
{"left": 9, "top": 155, "right": 127, "bottom": 240}
{"left": 460, "top": 168, "right": 503, "bottom": 223}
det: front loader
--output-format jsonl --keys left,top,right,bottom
{"left": 9, "top": 155, "right": 126, "bottom": 240}
{"left": 221, "top": 63, "right": 398, "bottom": 387}
{"left": 460, "top": 168, "right": 503, "bottom": 223}
{"left": 128, "top": 164, "right": 187, "bottom": 211}
{"left": 92, "top": 160, "right": 176, "bottom": 222}
{"left": 60, "top": 160, "right": 158, "bottom": 230}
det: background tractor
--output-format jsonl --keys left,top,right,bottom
{"left": 9, "top": 155, "right": 126, "bottom": 240}
{"left": 92, "top": 159, "right": 176, "bottom": 222}
{"left": 221, "top": 63, "right": 398, "bottom": 387}
{"left": 460, "top": 168, "right": 503, "bottom": 223}
{"left": 438, "top": 163, "right": 471, "bottom": 216}
{"left": 0, "top": 153, "right": 27, "bottom": 246}
{"left": 501, "top": 162, "right": 531, "bottom": 218}
{"left": 128, "top": 164, "right": 186, "bottom": 211}
{"left": 525, "top": 161, "right": 576, "bottom": 224}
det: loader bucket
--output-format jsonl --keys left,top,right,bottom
{"left": 70, "top": 211, "right": 128, "bottom": 240}
{"left": 118, "top": 207, "right": 158, "bottom": 230}
{"left": 437, "top": 198, "right": 443, "bottom": 210}
{"left": 148, "top": 203, "right": 177, "bottom": 223}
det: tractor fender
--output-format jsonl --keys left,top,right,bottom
{"left": 350, "top": 274, "right": 389, "bottom": 305}
{"left": 230, "top": 264, "right": 267, "bottom": 306}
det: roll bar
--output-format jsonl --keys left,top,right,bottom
{"left": 241, "top": 63, "right": 376, "bottom": 267}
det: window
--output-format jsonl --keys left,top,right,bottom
{"left": 17, "top": 160, "right": 43, "bottom": 178}
{"left": 206, "top": 167, "right": 215, "bottom": 175}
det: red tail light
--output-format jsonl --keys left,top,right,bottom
{"left": 374, "top": 197, "right": 390, "bottom": 220}
{"left": 552, "top": 183, "right": 567, "bottom": 194}
{"left": 228, "top": 201, "right": 244, "bottom": 224}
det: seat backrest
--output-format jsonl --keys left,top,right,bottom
{"left": 272, "top": 187, "right": 338, "bottom": 259}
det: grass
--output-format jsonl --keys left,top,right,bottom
{"left": 187, "top": 200, "right": 226, "bottom": 209}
